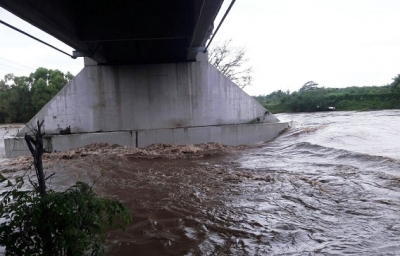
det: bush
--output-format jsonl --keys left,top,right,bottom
{"left": 0, "top": 174, "right": 131, "bottom": 255}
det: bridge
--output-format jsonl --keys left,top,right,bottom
{"left": 0, "top": 0, "right": 291, "bottom": 157}
{"left": 0, "top": 0, "right": 222, "bottom": 64}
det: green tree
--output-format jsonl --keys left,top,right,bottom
{"left": 30, "top": 68, "right": 73, "bottom": 112}
{"left": 390, "top": 74, "right": 400, "bottom": 91}
{"left": 32, "top": 78, "right": 51, "bottom": 112}
{"left": 254, "top": 74, "right": 400, "bottom": 113}
{"left": 0, "top": 68, "right": 73, "bottom": 123}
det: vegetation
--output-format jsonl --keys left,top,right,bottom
{"left": 0, "top": 68, "right": 73, "bottom": 123}
{"left": 0, "top": 178, "right": 131, "bottom": 255}
{"left": 209, "top": 39, "right": 253, "bottom": 89}
{"left": 0, "top": 121, "right": 131, "bottom": 255}
{"left": 254, "top": 75, "right": 400, "bottom": 113}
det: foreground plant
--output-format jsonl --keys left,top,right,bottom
{"left": 0, "top": 121, "right": 131, "bottom": 255}
{"left": 0, "top": 178, "right": 131, "bottom": 255}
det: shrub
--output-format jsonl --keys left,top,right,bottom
{"left": 0, "top": 174, "right": 131, "bottom": 255}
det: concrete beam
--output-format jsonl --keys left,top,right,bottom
{"left": 0, "top": 0, "right": 223, "bottom": 64}
{"left": 0, "top": 1, "right": 91, "bottom": 57}
{"left": 187, "top": 0, "right": 223, "bottom": 60}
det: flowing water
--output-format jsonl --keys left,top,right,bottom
{"left": 230, "top": 110, "right": 400, "bottom": 255}
{"left": 1, "top": 110, "right": 400, "bottom": 255}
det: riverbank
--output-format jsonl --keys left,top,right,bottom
{"left": 254, "top": 84, "right": 400, "bottom": 113}
{"left": 266, "top": 103, "right": 400, "bottom": 114}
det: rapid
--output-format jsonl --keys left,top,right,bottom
{"left": 234, "top": 110, "right": 400, "bottom": 255}
{"left": 1, "top": 110, "right": 400, "bottom": 255}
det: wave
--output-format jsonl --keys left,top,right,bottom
{"left": 280, "top": 125, "right": 326, "bottom": 138}
{"left": 266, "top": 141, "right": 400, "bottom": 168}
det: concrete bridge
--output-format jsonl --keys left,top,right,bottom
{"left": 0, "top": 0, "right": 291, "bottom": 157}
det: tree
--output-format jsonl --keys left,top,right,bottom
{"left": 208, "top": 39, "right": 253, "bottom": 89}
{"left": 299, "top": 81, "right": 319, "bottom": 92}
{"left": 0, "top": 68, "right": 73, "bottom": 123}
{"left": 390, "top": 74, "right": 400, "bottom": 91}
{"left": 30, "top": 68, "right": 73, "bottom": 112}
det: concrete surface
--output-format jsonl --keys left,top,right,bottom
{"left": 5, "top": 121, "right": 292, "bottom": 158}
{"left": 136, "top": 121, "right": 292, "bottom": 147}
{"left": 20, "top": 62, "right": 277, "bottom": 135}
{"left": 5, "top": 61, "right": 288, "bottom": 158}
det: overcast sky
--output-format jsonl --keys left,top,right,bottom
{"left": 1, "top": 0, "right": 400, "bottom": 95}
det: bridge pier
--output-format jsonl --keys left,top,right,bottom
{"left": 5, "top": 61, "right": 291, "bottom": 158}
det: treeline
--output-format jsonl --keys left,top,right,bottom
{"left": 254, "top": 76, "right": 400, "bottom": 113}
{"left": 0, "top": 68, "right": 73, "bottom": 123}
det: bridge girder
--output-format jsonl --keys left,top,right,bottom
{"left": 0, "top": 0, "right": 223, "bottom": 64}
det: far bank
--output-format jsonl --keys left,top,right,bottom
{"left": 254, "top": 82, "right": 400, "bottom": 114}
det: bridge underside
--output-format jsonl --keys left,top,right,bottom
{"left": 0, "top": 0, "right": 222, "bottom": 64}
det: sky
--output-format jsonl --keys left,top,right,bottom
{"left": 1, "top": 0, "right": 400, "bottom": 96}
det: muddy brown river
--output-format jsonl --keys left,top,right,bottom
{"left": 1, "top": 110, "right": 400, "bottom": 255}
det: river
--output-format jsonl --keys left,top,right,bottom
{"left": 1, "top": 110, "right": 400, "bottom": 255}
{"left": 232, "top": 110, "right": 400, "bottom": 255}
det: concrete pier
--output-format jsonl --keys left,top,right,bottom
{"left": 5, "top": 62, "right": 291, "bottom": 158}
